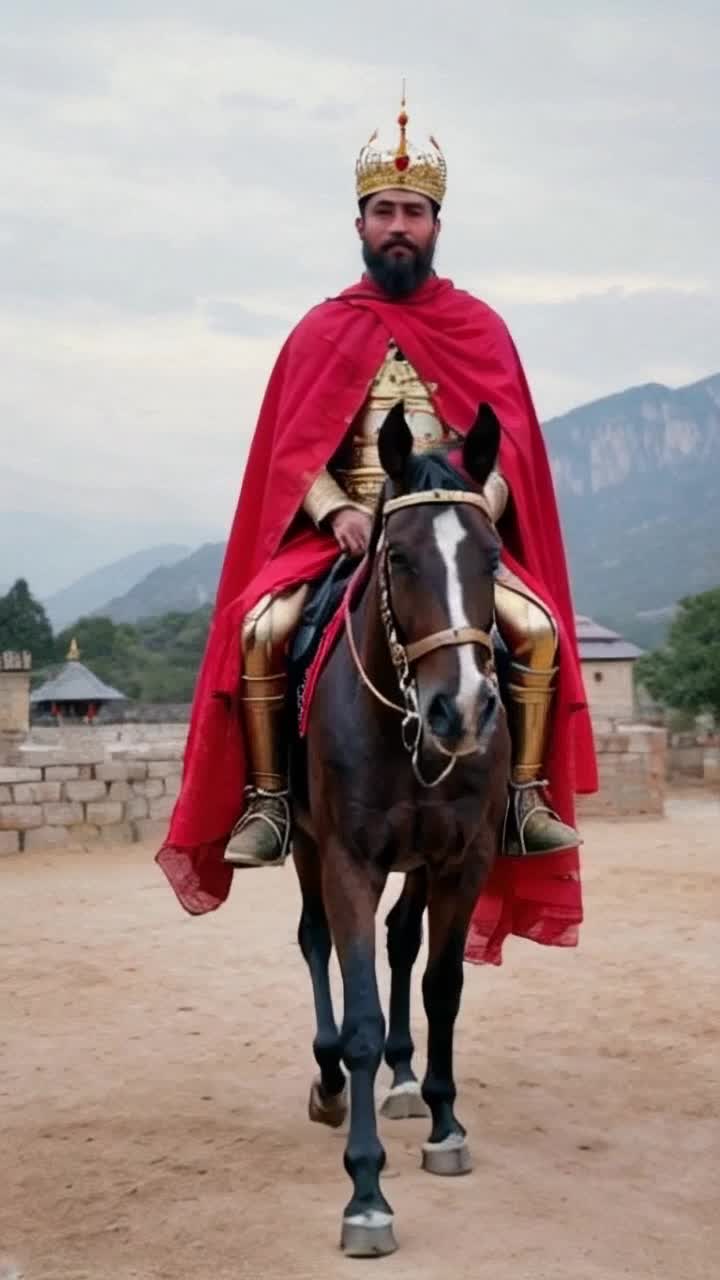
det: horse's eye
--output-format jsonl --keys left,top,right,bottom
{"left": 388, "top": 548, "right": 415, "bottom": 574}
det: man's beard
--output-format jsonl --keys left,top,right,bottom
{"left": 361, "top": 237, "right": 436, "bottom": 299}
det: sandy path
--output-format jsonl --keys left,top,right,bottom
{"left": 1, "top": 791, "right": 718, "bottom": 1280}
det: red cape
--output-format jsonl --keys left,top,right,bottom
{"left": 157, "top": 275, "right": 597, "bottom": 964}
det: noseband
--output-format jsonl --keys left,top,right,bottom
{"left": 344, "top": 489, "right": 498, "bottom": 788}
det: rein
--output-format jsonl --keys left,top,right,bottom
{"left": 344, "top": 489, "right": 497, "bottom": 788}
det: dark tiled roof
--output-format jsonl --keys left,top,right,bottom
{"left": 574, "top": 615, "right": 643, "bottom": 661}
{"left": 31, "top": 660, "right": 127, "bottom": 704}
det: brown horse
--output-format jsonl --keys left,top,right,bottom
{"left": 293, "top": 400, "right": 511, "bottom": 1257}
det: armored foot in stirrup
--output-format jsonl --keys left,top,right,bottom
{"left": 502, "top": 780, "right": 581, "bottom": 857}
{"left": 223, "top": 787, "right": 291, "bottom": 868}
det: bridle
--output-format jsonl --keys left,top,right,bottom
{"left": 344, "top": 488, "right": 498, "bottom": 788}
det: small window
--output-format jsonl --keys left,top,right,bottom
{"left": 594, "top": 671, "right": 604, "bottom": 683}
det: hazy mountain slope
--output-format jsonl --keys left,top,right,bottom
{"left": 43, "top": 545, "right": 190, "bottom": 629}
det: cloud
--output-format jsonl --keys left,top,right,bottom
{"left": 0, "top": 2, "right": 718, "bottom": 590}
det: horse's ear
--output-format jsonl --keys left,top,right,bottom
{"left": 378, "top": 401, "right": 413, "bottom": 485}
{"left": 462, "top": 403, "right": 501, "bottom": 488}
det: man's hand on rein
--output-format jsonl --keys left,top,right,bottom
{"left": 329, "top": 507, "right": 373, "bottom": 557}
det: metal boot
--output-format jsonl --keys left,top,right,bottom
{"left": 503, "top": 662, "right": 581, "bottom": 856}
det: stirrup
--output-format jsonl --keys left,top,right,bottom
{"left": 224, "top": 786, "right": 292, "bottom": 868}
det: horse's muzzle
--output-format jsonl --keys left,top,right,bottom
{"left": 425, "top": 679, "right": 498, "bottom": 757}
{"left": 427, "top": 692, "right": 465, "bottom": 746}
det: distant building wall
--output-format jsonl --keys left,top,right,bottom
{"left": 581, "top": 659, "right": 635, "bottom": 724}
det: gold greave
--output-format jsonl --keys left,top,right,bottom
{"left": 241, "top": 671, "right": 288, "bottom": 792}
{"left": 506, "top": 663, "right": 558, "bottom": 785}
{"left": 240, "top": 584, "right": 309, "bottom": 795}
{"left": 494, "top": 571, "right": 560, "bottom": 785}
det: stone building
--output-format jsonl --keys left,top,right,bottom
{"left": 576, "top": 615, "right": 643, "bottom": 725}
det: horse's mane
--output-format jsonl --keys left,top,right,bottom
{"left": 401, "top": 449, "right": 475, "bottom": 494}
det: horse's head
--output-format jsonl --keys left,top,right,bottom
{"left": 376, "top": 401, "right": 502, "bottom": 760}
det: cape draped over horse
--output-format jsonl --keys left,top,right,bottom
{"left": 293, "top": 400, "right": 512, "bottom": 1254}
{"left": 156, "top": 275, "right": 597, "bottom": 964}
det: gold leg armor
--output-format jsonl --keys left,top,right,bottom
{"left": 224, "top": 584, "right": 309, "bottom": 869}
{"left": 495, "top": 568, "right": 580, "bottom": 856}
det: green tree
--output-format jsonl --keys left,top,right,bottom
{"left": 52, "top": 607, "right": 210, "bottom": 703}
{"left": 635, "top": 588, "right": 720, "bottom": 719}
{"left": 0, "top": 578, "right": 55, "bottom": 661}
{"left": 54, "top": 615, "right": 136, "bottom": 664}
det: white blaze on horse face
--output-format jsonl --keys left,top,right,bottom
{"left": 433, "top": 507, "right": 483, "bottom": 723}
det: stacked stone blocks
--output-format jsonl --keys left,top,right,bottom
{"left": 0, "top": 743, "right": 183, "bottom": 853}
{"left": 0, "top": 722, "right": 672, "bottom": 855}
{"left": 576, "top": 726, "right": 667, "bottom": 818}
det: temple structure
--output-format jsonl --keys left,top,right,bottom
{"left": 30, "top": 638, "right": 127, "bottom": 723}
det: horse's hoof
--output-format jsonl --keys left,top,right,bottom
{"left": 308, "top": 1076, "right": 348, "bottom": 1129}
{"left": 341, "top": 1210, "right": 397, "bottom": 1257}
{"left": 421, "top": 1132, "right": 473, "bottom": 1176}
{"left": 380, "top": 1080, "right": 429, "bottom": 1120}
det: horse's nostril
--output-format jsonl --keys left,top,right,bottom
{"left": 428, "top": 694, "right": 463, "bottom": 743}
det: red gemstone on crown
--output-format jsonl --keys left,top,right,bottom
{"left": 395, "top": 155, "right": 410, "bottom": 171}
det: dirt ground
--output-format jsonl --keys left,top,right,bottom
{"left": 1, "top": 790, "right": 718, "bottom": 1280}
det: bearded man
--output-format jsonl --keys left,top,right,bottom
{"left": 157, "top": 99, "right": 597, "bottom": 964}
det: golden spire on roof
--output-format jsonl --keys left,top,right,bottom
{"left": 67, "top": 637, "right": 81, "bottom": 662}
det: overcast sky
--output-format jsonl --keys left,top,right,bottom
{"left": 1, "top": 1, "right": 718, "bottom": 586}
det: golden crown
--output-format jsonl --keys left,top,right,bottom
{"left": 355, "top": 93, "right": 447, "bottom": 208}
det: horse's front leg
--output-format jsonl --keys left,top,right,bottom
{"left": 294, "top": 830, "right": 347, "bottom": 1128}
{"left": 322, "top": 844, "right": 396, "bottom": 1257}
{"left": 420, "top": 863, "right": 485, "bottom": 1177}
{"left": 381, "top": 868, "right": 429, "bottom": 1120}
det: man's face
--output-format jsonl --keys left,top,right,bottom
{"left": 356, "top": 189, "right": 441, "bottom": 298}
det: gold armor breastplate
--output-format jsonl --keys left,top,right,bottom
{"left": 331, "top": 342, "right": 461, "bottom": 508}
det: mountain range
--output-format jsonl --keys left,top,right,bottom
{"left": 94, "top": 543, "right": 225, "bottom": 623}
{"left": 30, "top": 371, "right": 720, "bottom": 650}
{"left": 44, "top": 545, "right": 191, "bottom": 630}
{"left": 543, "top": 372, "right": 719, "bottom": 645}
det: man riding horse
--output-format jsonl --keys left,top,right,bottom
{"left": 157, "top": 97, "right": 597, "bottom": 955}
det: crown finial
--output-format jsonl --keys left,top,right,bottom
{"left": 67, "top": 636, "right": 80, "bottom": 662}
{"left": 396, "top": 83, "right": 409, "bottom": 169}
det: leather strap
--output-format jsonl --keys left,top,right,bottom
{"left": 405, "top": 626, "right": 494, "bottom": 664}
{"left": 384, "top": 490, "right": 494, "bottom": 523}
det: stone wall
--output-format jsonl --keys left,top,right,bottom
{"left": 24, "top": 721, "right": 191, "bottom": 748}
{"left": 577, "top": 724, "right": 667, "bottom": 819}
{"left": 0, "top": 720, "right": 672, "bottom": 855}
{"left": 667, "top": 733, "right": 720, "bottom": 788}
{"left": 0, "top": 740, "right": 182, "bottom": 854}
{"left": 30, "top": 701, "right": 191, "bottom": 728}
